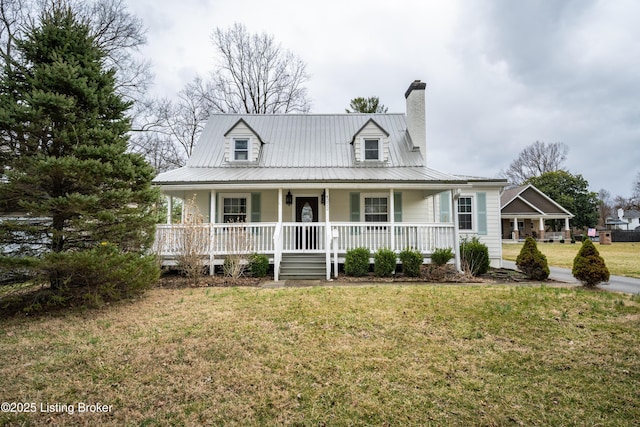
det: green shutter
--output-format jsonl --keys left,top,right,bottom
{"left": 251, "top": 193, "right": 261, "bottom": 222}
{"left": 350, "top": 192, "right": 360, "bottom": 222}
{"left": 350, "top": 192, "right": 360, "bottom": 235}
{"left": 394, "top": 192, "right": 402, "bottom": 222}
{"left": 439, "top": 191, "right": 451, "bottom": 223}
{"left": 477, "top": 192, "right": 487, "bottom": 235}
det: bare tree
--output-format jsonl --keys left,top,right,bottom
{"left": 614, "top": 171, "right": 640, "bottom": 211}
{"left": 202, "top": 22, "right": 311, "bottom": 114}
{"left": 137, "top": 23, "right": 312, "bottom": 172}
{"left": 598, "top": 189, "right": 614, "bottom": 227}
{"left": 501, "top": 141, "right": 569, "bottom": 185}
{"left": 0, "top": 0, "right": 150, "bottom": 100}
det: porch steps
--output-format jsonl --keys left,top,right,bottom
{"left": 279, "top": 253, "right": 326, "bottom": 280}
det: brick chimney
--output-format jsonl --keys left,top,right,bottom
{"left": 405, "top": 80, "right": 427, "bottom": 162}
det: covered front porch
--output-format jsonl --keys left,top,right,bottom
{"left": 154, "top": 221, "right": 456, "bottom": 280}
{"left": 153, "top": 186, "right": 462, "bottom": 280}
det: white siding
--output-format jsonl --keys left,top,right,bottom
{"left": 352, "top": 121, "right": 389, "bottom": 163}
{"left": 458, "top": 186, "right": 503, "bottom": 267}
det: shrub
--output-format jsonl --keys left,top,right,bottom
{"left": 515, "top": 237, "right": 550, "bottom": 280}
{"left": 572, "top": 239, "right": 610, "bottom": 288}
{"left": 42, "top": 243, "right": 159, "bottom": 307}
{"left": 399, "top": 248, "right": 423, "bottom": 277}
{"left": 248, "top": 253, "right": 269, "bottom": 277}
{"left": 431, "top": 247, "right": 454, "bottom": 267}
{"left": 374, "top": 248, "right": 397, "bottom": 277}
{"left": 459, "top": 237, "right": 490, "bottom": 276}
{"left": 344, "top": 247, "right": 370, "bottom": 276}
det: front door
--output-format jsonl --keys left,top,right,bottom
{"left": 295, "top": 197, "right": 319, "bottom": 250}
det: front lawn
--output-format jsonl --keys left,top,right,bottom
{"left": 1, "top": 285, "right": 639, "bottom": 426}
{"left": 503, "top": 242, "right": 640, "bottom": 278}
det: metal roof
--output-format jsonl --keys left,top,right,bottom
{"left": 154, "top": 113, "right": 468, "bottom": 185}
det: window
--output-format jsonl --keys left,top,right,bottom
{"left": 234, "top": 139, "right": 249, "bottom": 161}
{"left": 223, "top": 197, "right": 247, "bottom": 223}
{"left": 364, "top": 139, "right": 380, "bottom": 160}
{"left": 364, "top": 196, "right": 388, "bottom": 222}
{"left": 458, "top": 196, "right": 473, "bottom": 230}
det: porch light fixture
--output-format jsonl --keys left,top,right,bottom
{"left": 286, "top": 190, "right": 293, "bottom": 205}
{"left": 321, "top": 190, "right": 326, "bottom": 205}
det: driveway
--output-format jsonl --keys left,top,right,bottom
{"left": 502, "top": 260, "right": 640, "bottom": 294}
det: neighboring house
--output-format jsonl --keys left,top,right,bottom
{"left": 152, "top": 80, "right": 507, "bottom": 279}
{"left": 500, "top": 184, "right": 574, "bottom": 241}
{"left": 607, "top": 209, "right": 640, "bottom": 230}
{"left": 623, "top": 210, "right": 640, "bottom": 230}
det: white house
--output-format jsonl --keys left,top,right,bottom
{"left": 152, "top": 80, "right": 507, "bottom": 280}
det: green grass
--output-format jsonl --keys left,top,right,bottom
{"left": 503, "top": 242, "right": 640, "bottom": 278}
{"left": 1, "top": 284, "right": 639, "bottom": 426}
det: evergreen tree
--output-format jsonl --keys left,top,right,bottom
{"left": 346, "top": 96, "right": 388, "bottom": 113}
{"left": 0, "top": 6, "right": 158, "bottom": 291}
{"left": 572, "top": 239, "right": 610, "bottom": 288}
{"left": 516, "top": 237, "right": 550, "bottom": 280}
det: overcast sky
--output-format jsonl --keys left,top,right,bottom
{"left": 126, "top": 0, "right": 639, "bottom": 198}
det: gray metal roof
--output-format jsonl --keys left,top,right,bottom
{"left": 154, "top": 113, "right": 467, "bottom": 185}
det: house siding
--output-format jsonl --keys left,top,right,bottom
{"left": 459, "top": 187, "right": 502, "bottom": 267}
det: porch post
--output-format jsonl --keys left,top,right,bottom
{"left": 325, "top": 187, "right": 331, "bottom": 280}
{"left": 389, "top": 188, "right": 395, "bottom": 251}
{"left": 275, "top": 188, "right": 283, "bottom": 281}
{"left": 513, "top": 217, "right": 519, "bottom": 241}
{"left": 564, "top": 217, "right": 571, "bottom": 240}
{"left": 166, "top": 195, "right": 173, "bottom": 225}
{"left": 452, "top": 190, "right": 461, "bottom": 272}
{"left": 538, "top": 217, "right": 545, "bottom": 241}
{"left": 209, "top": 191, "right": 216, "bottom": 275}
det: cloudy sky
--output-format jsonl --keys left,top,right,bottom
{"left": 126, "top": 0, "right": 639, "bottom": 198}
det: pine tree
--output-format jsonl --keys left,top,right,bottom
{"left": 572, "top": 239, "right": 610, "bottom": 288}
{"left": 515, "top": 237, "right": 550, "bottom": 280}
{"left": 0, "top": 6, "right": 158, "bottom": 293}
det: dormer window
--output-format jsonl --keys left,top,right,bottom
{"left": 350, "top": 118, "right": 389, "bottom": 163}
{"left": 364, "top": 139, "right": 380, "bottom": 160}
{"left": 224, "top": 119, "right": 263, "bottom": 163}
{"left": 234, "top": 139, "right": 249, "bottom": 161}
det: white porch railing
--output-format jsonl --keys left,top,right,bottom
{"left": 153, "top": 223, "right": 276, "bottom": 256}
{"left": 281, "top": 222, "right": 326, "bottom": 253}
{"left": 154, "top": 222, "right": 456, "bottom": 279}
{"left": 331, "top": 222, "right": 455, "bottom": 253}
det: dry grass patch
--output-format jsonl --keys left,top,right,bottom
{"left": 1, "top": 285, "right": 639, "bottom": 426}
{"left": 503, "top": 242, "right": 640, "bottom": 278}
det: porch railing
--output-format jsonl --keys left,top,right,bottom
{"left": 331, "top": 222, "right": 455, "bottom": 253}
{"left": 154, "top": 222, "right": 456, "bottom": 279}
{"left": 153, "top": 223, "right": 276, "bottom": 256}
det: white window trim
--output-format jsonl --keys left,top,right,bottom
{"left": 361, "top": 137, "right": 381, "bottom": 161}
{"left": 361, "top": 193, "right": 389, "bottom": 223}
{"left": 229, "top": 136, "right": 253, "bottom": 162}
{"left": 457, "top": 194, "right": 475, "bottom": 232}
{"left": 220, "top": 193, "right": 251, "bottom": 223}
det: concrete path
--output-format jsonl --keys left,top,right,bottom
{"left": 502, "top": 260, "right": 640, "bottom": 294}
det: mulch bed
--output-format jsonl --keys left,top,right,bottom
{"left": 156, "top": 265, "right": 551, "bottom": 288}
